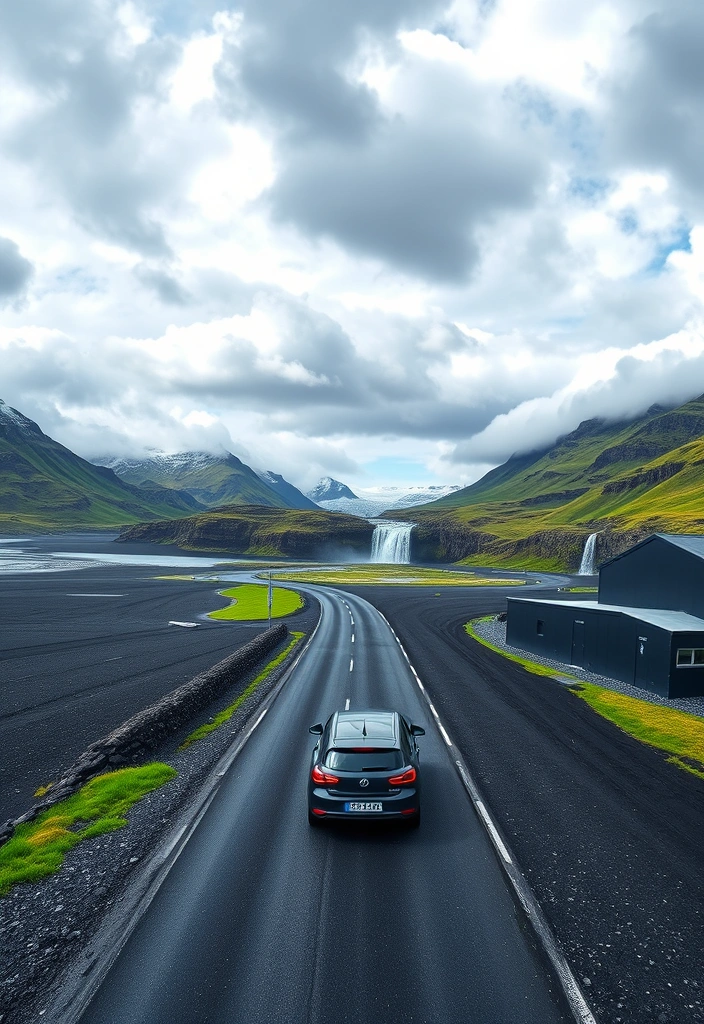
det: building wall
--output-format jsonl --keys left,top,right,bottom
{"left": 506, "top": 599, "right": 697, "bottom": 698}
{"left": 599, "top": 537, "right": 704, "bottom": 617}
{"left": 668, "top": 632, "right": 704, "bottom": 698}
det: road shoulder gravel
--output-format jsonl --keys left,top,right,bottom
{"left": 0, "top": 601, "right": 320, "bottom": 1024}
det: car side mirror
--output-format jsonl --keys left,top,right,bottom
{"left": 309, "top": 723, "right": 324, "bottom": 735}
{"left": 411, "top": 725, "right": 425, "bottom": 736}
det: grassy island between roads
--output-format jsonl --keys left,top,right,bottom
{"left": 208, "top": 583, "right": 303, "bottom": 620}
{"left": 466, "top": 617, "right": 704, "bottom": 778}
{"left": 269, "top": 565, "right": 525, "bottom": 586}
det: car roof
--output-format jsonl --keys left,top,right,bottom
{"left": 329, "top": 709, "right": 400, "bottom": 748}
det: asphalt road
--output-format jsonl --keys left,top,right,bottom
{"left": 0, "top": 560, "right": 296, "bottom": 823}
{"left": 75, "top": 585, "right": 569, "bottom": 1024}
{"left": 349, "top": 585, "right": 704, "bottom": 1024}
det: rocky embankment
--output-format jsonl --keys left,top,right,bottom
{"left": 118, "top": 504, "right": 375, "bottom": 559}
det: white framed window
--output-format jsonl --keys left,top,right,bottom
{"left": 676, "top": 648, "right": 704, "bottom": 667}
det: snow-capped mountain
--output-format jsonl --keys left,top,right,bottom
{"left": 307, "top": 477, "right": 358, "bottom": 502}
{"left": 315, "top": 484, "right": 462, "bottom": 518}
{"left": 255, "top": 470, "right": 319, "bottom": 510}
{"left": 93, "top": 449, "right": 292, "bottom": 509}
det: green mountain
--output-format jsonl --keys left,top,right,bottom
{"left": 118, "top": 505, "right": 375, "bottom": 559}
{"left": 389, "top": 396, "right": 704, "bottom": 571}
{"left": 0, "top": 399, "right": 206, "bottom": 532}
{"left": 96, "top": 451, "right": 307, "bottom": 510}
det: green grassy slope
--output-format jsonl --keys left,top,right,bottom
{"left": 118, "top": 505, "right": 375, "bottom": 559}
{"left": 0, "top": 401, "right": 204, "bottom": 532}
{"left": 388, "top": 396, "right": 704, "bottom": 570}
{"left": 107, "top": 453, "right": 293, "bottom": 509}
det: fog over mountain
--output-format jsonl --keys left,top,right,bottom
{"left": 3, "top": 1, "right": 704, "bottom": 487}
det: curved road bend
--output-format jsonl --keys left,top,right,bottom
{"left": 74, "top": 585, "right": 569, "bottom": 1024}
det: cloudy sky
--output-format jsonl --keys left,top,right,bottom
{"left": 2, "top": 0, "right": 704, "bottom": 490}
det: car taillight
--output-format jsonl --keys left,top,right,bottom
{"left": 311, "top": 764, "right": 340, "bottom": 785}
{"left": 388, "top": 767, "right": 416, "bottom": 786}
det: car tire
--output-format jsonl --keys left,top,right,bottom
{"left": 407, "top": 809, "right": 421, "bottom": 829}
{"left": 308, "top": 810, "right": 322, "bottom": 827}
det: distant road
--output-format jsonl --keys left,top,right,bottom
{"left": 73, "top": 585, "right": 568, "bottom": 1024}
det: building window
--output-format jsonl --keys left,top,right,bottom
{"left": 536, "top": 620, "right": 544, "bottom": 636}
{"left": 676, "top": 648, "right": 704, "bottom": 667}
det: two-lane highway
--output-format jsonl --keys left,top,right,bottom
{"left": 67, "top": 585, "right": 572, "bottom": 1024}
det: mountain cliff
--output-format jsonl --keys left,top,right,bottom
{"left": 307, "top": 477, "right": 358, "bottom": 502}
{"left": 0, "top": 400, "right": 204, "bottom": 532}
{"left": 96, "top": 450, "right": 293, "bottom": 510}
{"left": 117, "top": 505, "right": 375, "bottom": 559}
{"left": 387, "top": 396, "right": 704, "bottom": 571}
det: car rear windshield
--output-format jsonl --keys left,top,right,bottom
{"left": 324, "top": 749, "right": 405, "bottom": 771}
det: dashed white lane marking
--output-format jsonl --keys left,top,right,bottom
{"left": 350, "top": 617, "right": 355, "bottom": 627}
{"left": 351, "top": 634, "right": 355, "bottom": 643}
{"left": 437, "top": 722, "right": 452, "bottom": 747}
{"left": 68, "top": 593, "right": 124, "bottom": 598}
{"left": 476, "top": 801, "right": 512, "bottom": 865}
{"left": 168, "top": 621, "right": 200, "bottom": 628}
{"left": 372, "top": 605, "right": 597, "bottom": 1024}
{"left": 252, "top": 707, "right": 268, "bottom": 729}
{"left": 345, "top": 697, "right": 350, "bottom": 711}
{"left": 349, "top": 658, "right": 354, "bottom": 672}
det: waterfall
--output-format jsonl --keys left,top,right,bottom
{"left": 578, "top": 532, "right": 598, "bottom": 575}
{"left": 370, "top": 521, "right": 414, "bottom": 564}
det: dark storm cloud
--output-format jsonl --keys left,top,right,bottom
{"left": 214, "top": 0, "right": 541, "bottom": 280}
{"left": 607, "top": 2, "right": 704, "bottom": 201}
{"left": 134, "top": 265, "right": 191, "bottom": 305}
{"left": 0, "top": 0, "right": 179, "bottom": 255}
{"left": 267, "top": 119, "right": 540, "bottom": 281}
{"left": 0, "top": 237, "right": 34, "bottom": 302}
{"left": 219, "top": 0, "right": 442, "bottom": 141}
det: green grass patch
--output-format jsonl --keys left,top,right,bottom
{"left": 0, "top": 764, "right": 176, "bottom": 897}
{"left": 208, "top": 583, "right": 303, "bottom": 620}
{"left": 271, "top": 565, "right": 524, "bottom": 586}
{"left": 574, "top": 683, "right": 704, "bottom": 776}
{"left": 180, "top": 631, "right": 305, "bottom": 748}
{"left": 561, "top": 586, "right": 598, "bottom": 593}
{"left": 464, "top": 617, "right": 575, "bottom": 679}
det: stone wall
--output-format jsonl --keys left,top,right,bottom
{"left": 0, "top": 623, "right": 288, "bottom": 845}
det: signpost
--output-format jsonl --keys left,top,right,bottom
{"left": 268, "top": 569, "right": 272, "bottom": 629}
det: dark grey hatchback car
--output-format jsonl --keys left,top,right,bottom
{"left": 307, "top": 709, "right": 425, "bottom": 827}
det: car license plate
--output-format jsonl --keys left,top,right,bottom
{"left": 345, "top": 802, "right": 383, "bottom": 812}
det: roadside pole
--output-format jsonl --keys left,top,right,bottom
{"left": 268, "top": 569, "right": 272, "bottom": 629}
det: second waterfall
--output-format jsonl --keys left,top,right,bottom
{"left": 370, "top": 521, "right": 414, "bottom": 564}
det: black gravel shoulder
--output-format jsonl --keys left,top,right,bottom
{"left": 341, "top": 585, "right": 704, "bottom": 1024}
{"left": 0, "top": 600, "right": 320, "bottom": 1024}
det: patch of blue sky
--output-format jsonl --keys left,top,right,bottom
{"left": 567, "top": 176, "right": 611, "bottom": 203}
{"left": 616, "top": 209, "right": 638, "bottom": 235}
{"left": 53, "top": 267, "right": 102, "bottom": 295}
{"left": 566, "top": 108, "right": 601, "bottom": 162}
{"left": 147, "top": 0, "right": 217, "bottom": 38}
{"left": 645, "top": 227, "right": 692, "bottom": 275}
{"left": 361, "top": 456, "right": 443, "bottom": 486}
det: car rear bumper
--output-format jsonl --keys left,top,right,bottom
{"left": 309, "top": 787, "right": 419, "bottom": 820}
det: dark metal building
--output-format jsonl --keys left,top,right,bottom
{"left": 506, "top": 533, "right": 704, "bottom": 699}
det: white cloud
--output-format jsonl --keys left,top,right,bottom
{"left": 2, "top": 0, "right": 704, "bottom": 490}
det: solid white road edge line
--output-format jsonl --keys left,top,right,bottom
{"left": 374, "top": 608, "right": 597, "bottom": 1024}
{"left": 476, "top": 800, "right": 512, "bottom": 864}
{"left": 48, "top": 602, "right": 327, "bottom": 1024}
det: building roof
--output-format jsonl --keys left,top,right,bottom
{"left": 508, "top": 597, "right": 704, "bottom": 633}
{"left": 600, "top": 532, "right": 704, "bottom": 569}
